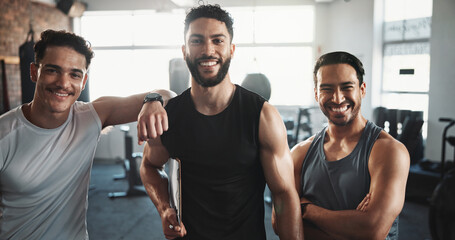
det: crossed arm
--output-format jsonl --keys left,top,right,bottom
{"left": 259, "top": 103, "right": 304, "bottom": 240}
{"left": 292, "top": 133, "right": 410, "bottom": 240}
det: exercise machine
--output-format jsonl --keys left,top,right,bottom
{"left": 429, "top": 117, "right": 455, "bottom": 240}
{"left": 108, "top": 125, "right": 147, "bottom": 198}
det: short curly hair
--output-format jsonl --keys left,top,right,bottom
{"left": 34, "top": 29, "right": 94, "bottom": 69}
{"left": 184, "top": 4, "right": 234, "bottom": 43}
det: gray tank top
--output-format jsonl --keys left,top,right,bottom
{"left": 301, "top": 121, "right": 398, "bottom": 239}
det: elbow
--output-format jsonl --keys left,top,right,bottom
{"left": 358, "top": 216, "right": 396, "bottom": 240}
{"left": 362, "top": 230, "right": 388, "bottom": 240}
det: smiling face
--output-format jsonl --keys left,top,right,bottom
{"left": 31, "top": 46, "right": 87, "bottom": 116}
{"left": 183, "top": 17, "right": 235, "bottom": 88}
{"left": 315, "top": 63, "right": 366, "bottom": 127}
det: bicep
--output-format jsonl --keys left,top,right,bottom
{"left": 142, "top": 137, "right": 170, "bottom": 169}
{"left": 368, "top": 138, "right": 410, "bottom": 218}
{"left": 258, "top": 103, "right": 295, "bottom": 194}
{"left": 93, "top": 93, "right": 145, "bottom": 127}
{"left": 291, "top": 139, "right": 313, "bottom": 196}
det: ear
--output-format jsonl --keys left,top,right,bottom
{"left": 230, "top": 43, "right": 235, "bottom": 58}
{"left": 30, "top": 63, "right": 38, "bottom": 83}
{"left": 360, "top": 82, "right": 366, "bottom": 98}
{"left": 314, "top": 87, "right": 318, "bottom": 102}
{"left": 81, "top": 74, "right": 88, "bottom": 90}
{"left": 182, "top": 45, "right": 186, "bottom": 60}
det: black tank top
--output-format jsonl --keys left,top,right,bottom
{"left": 161, "top": 85, "right": 266, "bottom": 240}
{"left": 301, "top": 121, "right": 398, "bottom": 239}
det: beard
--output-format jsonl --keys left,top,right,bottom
{"left": 322, "top": 100, "right": 361, "bottom": 127}
{"left": 185, "top": 56, "right": 231, "bottom": 88}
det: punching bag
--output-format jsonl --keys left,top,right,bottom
{"left": 169, "top": 58, "right": 189, "bottom": 95}
{"left": 77, "top": 74, "right": 90, "bottom": 102}
{"left": 19, "top": 30, "right": 36, "bottom": 104}
{"left": 1, "top": 59, "right": 10, "bottom": 114}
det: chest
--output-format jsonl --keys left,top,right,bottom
{"left": 1, "top": 125, "right": 98, "bottom": 195}
{"left": 323, "top": 141, "right": 358, "bottom": 161}
{"left": 165, "top": 104, "right": 261, "bottom": 177}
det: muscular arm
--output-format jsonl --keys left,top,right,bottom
{"left": 259, "top": 102, "right": 303, "bottom": 240}
{"left": 92, "top": 89, "right": 175, "bottom": 139}
{"left": 140, "top": 138, "right": 186, "bottom": 239}
{"left": 301, "top": 133, "right": 410, "bottom": 240}
{"left": 288, "top": 138, "right": 335, "bottom": 240}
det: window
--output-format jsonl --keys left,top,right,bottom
{"left": 79, "top": 6, "right": 314, "bottom": 106}
{"left": 381, "top": 0, "right": 432, "bottom": 137}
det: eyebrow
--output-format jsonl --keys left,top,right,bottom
{"left": 43, "top": 64, "right": 85, "bottom": 74}
{"left": 189, "top": 33, "right": 227, "bottom": 39}
{"left": 319, "top": 81, "right": 356, "bottom": 88}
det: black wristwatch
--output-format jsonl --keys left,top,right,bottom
{"left": 143, "top": 92, "right": 163, "bottom": 106}
{"left": 301, "top": 202, "right": 312, "bottom": 216}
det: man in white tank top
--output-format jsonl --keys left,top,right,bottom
{"left": 0, "top": 30, "right": 172, "bottom": 239}
{"left": 274, "top": 51, "right": 410, "bottom": 239}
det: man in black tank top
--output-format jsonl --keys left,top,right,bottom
{"left": 139, "top": 5, "right": 303, "bottom": 240}
{"left": 282, "top": 52, "right": 410, "bottom": 239}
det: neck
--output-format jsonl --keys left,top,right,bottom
{"left": 190, "top": 76, "right": 236, "bottom": 116}
{"left": 326, "top": 115, "right": 367, "bottom": 140}
{"left": 22, "top": 101, "right": 71, "bottom": 129}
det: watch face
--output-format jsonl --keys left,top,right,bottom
{"left": 144, "top": 93, "right": 163, "bottom": 104}
{"left": 146, "top": 93, "right": 160, "bottom": 99}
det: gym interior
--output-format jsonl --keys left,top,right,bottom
{"left": 1, "top": 0, "right": 454, "bottom": 239}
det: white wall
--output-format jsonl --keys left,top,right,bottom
{"left": 83, "top": 0, "right": 315, "bottom": 11}
{"left": 314, "top": 0, "right": 375, "bottom": 120}
{"left": 425, "top": 0, "right": 455, "bottom": 162}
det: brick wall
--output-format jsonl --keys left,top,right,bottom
{"left": 0, "top": 0, "right": 71, "bottom": 114}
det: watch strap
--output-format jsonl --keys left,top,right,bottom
{"left": 301, "top": 202, "right": 312, "bottom": 216}
{"left": 143, "top": 93, "right": 163, "bottom": 106}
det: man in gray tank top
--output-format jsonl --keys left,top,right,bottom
{"left": 280, "top": 51, "right": 410, "bottom": 239}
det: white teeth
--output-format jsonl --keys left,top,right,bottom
{"left": 331, "top": 106, "right": 348, "bottom": 112}
{"left": 200, "top": 61, "right": 217, "bottom": 66}
{"left": 54, "top": 92, "right": 69, "bottom": 97}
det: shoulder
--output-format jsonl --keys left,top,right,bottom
{"left": 370, "top": 131, "right": 410, "bottom": 168}
{"left": 164, "top": 91, "right": 189, "bottom": 126}
{"left": 237, "top": 85, "right": 266, "bottom": 107}
{"left": 259, "top": 102, "right": 281, "bottom": 124}
{"left": 73, "top": 101, "right": 102, "bottom": 129}
{"left": 165, "top": 89, "right": 189, "bottom": 111}
{"left": 0, "top": 107, "right": 22, "bottom": 140}
{"left": 73, "top": 101, "right": 98, "bottom": 118}
{"left": 291, "top": 136, "right": 315, "bottom": 166}
{"left": 73, "top": 101, "right": 93, "bottom": 112}
{"left": 373, "top": 131, "right": 408, "bottom": 155}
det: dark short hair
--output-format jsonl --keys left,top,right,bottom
{"left": 34, "top": 29, "right": 94, "bottom": 69}
{"left": 184, "top": 4, "right": 234, "bottom": 43}
{"left": 313, "top": 51, "right": 365, "bottom": 86}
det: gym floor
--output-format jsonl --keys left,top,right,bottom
{"left": 87, "top": 162, "right": 432, "bottom": 240}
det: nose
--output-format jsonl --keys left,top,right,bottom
{"left": 201, "top": 41, "right": 215, "bottom": 56}
{"left": 332, "top": 88, "right": 345, "bottom": 104}
{"left": 55, "top": 73, "right": 71, "bottom": 89}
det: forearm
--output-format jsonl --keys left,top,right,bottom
{"left": 140, "top": 162, "right": 171, "bottom": 216}
{"left": 303, "top": 220, "right": 334, "bottom": 240}
{"left": 94, "top": 89, "right": 174, "bottom": 127}
{"left": 273, "top": 191, "right": 304, "bottom": 240}
{"left": 304, "top": 205, "right": 390, "bottom": 240}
